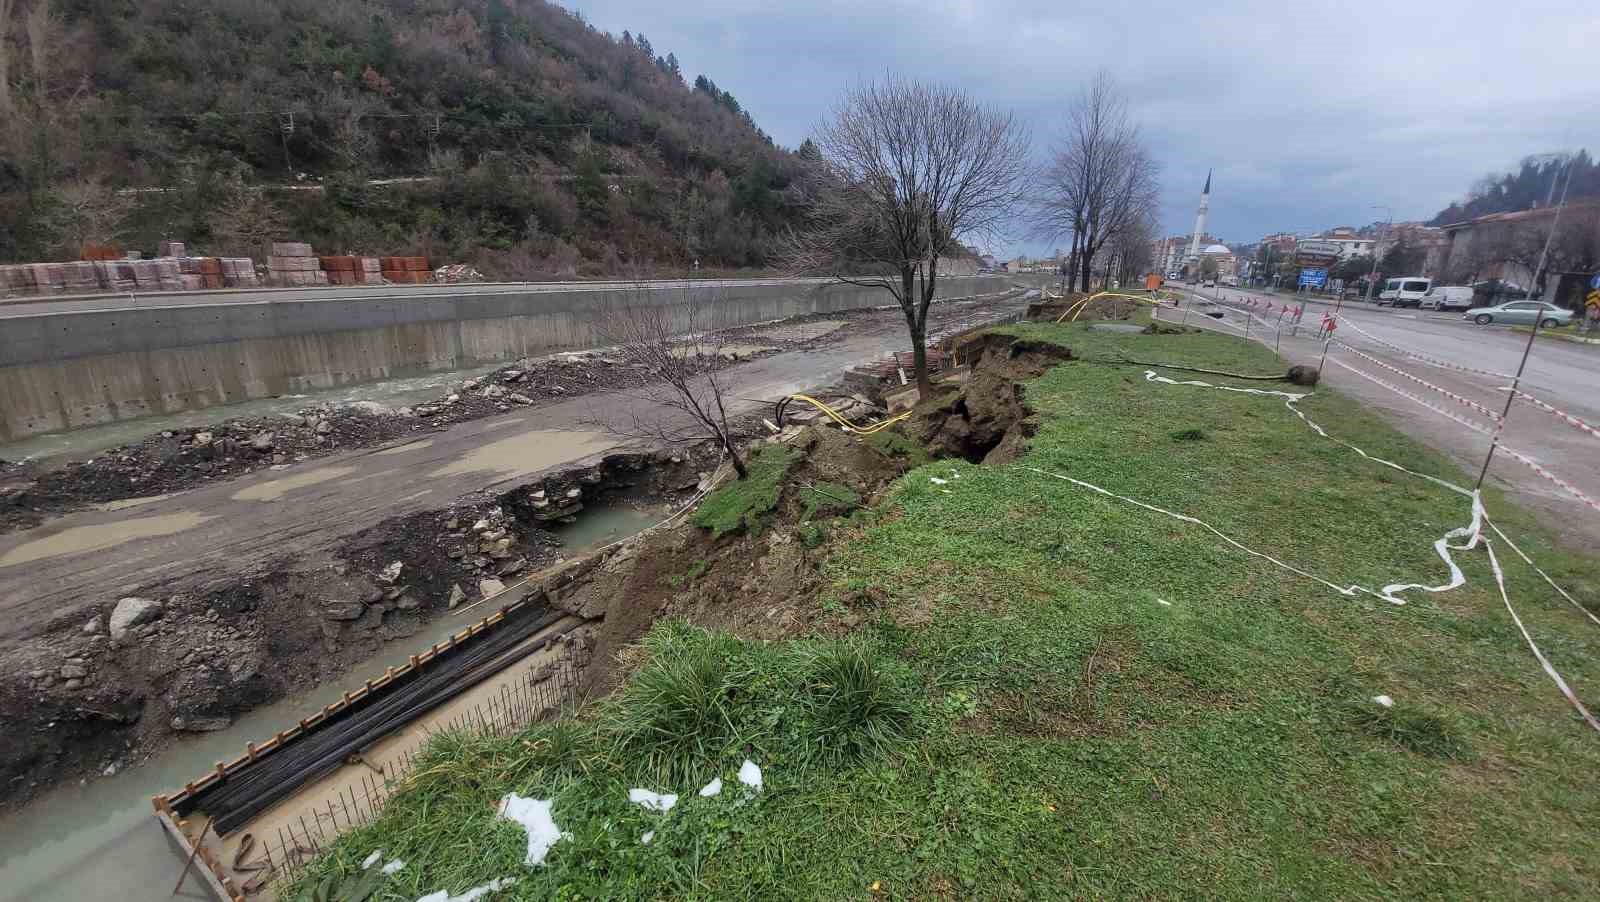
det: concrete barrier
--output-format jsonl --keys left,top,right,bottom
{"left": 0, "top": 276, "right": 1038, "bottom": 442}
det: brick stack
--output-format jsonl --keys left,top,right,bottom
{"left": 158, "top": 240, "right": 187, "bottom": 257}
{"left": 360, "top": 257, "right": 381, "bottom": 282}
{"left": 268, "top": 242, "right": 328, "bottom": 287}
{"left": 1, "top": 264, "right": 37, "bottom": 293}
{"left": 176, "top": 256, "right": 205, "bottom": 291}
{"left": 380, "top": 256, "right": 431, "bottom": 284}
{"left": 30, "top": 263, "right": 65, "bottom": 293}
{"left": 60, "top": 261, "right": 100, "bottom": 292}
{"left": 319, "top": 255, "right": 360, "bottom": 285}
{"left": 93, "top": 260, "right": 137, "bottom": 292}
{"left": 220, "top": 258, "right": 260, "bottom": 288}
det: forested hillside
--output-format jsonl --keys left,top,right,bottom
{"left": 1429, "top": 150, "right": 1599, "bottom": 225}
{"left": 0, "top": 0, "right": 807, "bottom": 275}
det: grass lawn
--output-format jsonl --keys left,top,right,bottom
{"left": 290, "top": 322, "right": 1600, "bottom": 901}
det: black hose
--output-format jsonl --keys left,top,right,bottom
{"left": 177, "top": 603, "right": 572, "bottom": 834}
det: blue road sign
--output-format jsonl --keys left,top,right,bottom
{"left": 1298, "top": 268, "right": 1328, "bottom": 288}
{"left": 1590, "top": 272, "right": 1600, "bottom": 290}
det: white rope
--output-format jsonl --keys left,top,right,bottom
{"left": 1485, "top": 518, "right": 1600, "bottom": 629}
{"left": 1484, "top": 538, "right": 1600, "bottom": 734}
{"left": 1137, "top": 367, "right": 1599, "bottom": 732}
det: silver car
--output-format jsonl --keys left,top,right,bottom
{"left": 1465, "top": 301, "right": 1573, "bottom": 328}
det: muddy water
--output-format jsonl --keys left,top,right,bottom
{"left": 0, "top": 363, "right": 507, "bottom": 465}
{"left": 0, "top": 511, "right": 215, "bottom": 567}
{"left": 428, "top": 429, "right": 615, "bottom": 480}
{"left": 0, "top": 502, "right": 661, "bottom": 902}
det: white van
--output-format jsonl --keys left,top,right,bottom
{"left": 1378, "top": 276, "right": 1432, "bottom": 308}
{"left": 1419, "top": 285, "right": 1473, "bottom": 311}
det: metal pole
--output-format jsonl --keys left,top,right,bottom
{"left": 1474, "top": 157, "right": 1573, "bottom": 492}
{"left": 1274, "top": 309, "right": 1286, "bottom": 358}
{"left": 1365, "top": 207, "right": 1391, "bottom": 304}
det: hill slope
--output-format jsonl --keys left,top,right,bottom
{"left": 1429, "top": 150, "right": 1599, "bottom": 225}
{"left": 0, "top": 0, "right": 803, "bottom": 275}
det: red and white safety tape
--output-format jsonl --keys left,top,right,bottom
{"left": 1502, "top": 388, "right": 1600, "bottom": 443}
{"left": 1495, "top": 445, "right": 1600, "bottom": 514}
{"left": 1327, "top": 359, "right": 1499, "bottom": 437}
{"left": 1333, "top": 340, "right": 1504, "bottom": 421}
{"left": 1337, "top": 316, "right": 1514, "bottom": 380}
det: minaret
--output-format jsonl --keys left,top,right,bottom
{"left": 1186, "top": 169, "right": 1212, "bottom": 262}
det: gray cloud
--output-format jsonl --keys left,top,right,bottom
{"left": 570, "top": 0, "right": 1598, "bottom": 252}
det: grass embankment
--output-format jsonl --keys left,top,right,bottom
{"left": 293, "top": 323, "right": 1600, "bottom": 900}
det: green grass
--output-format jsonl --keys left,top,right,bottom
{"left": 689, "top": 444, "right": 803, "bottom": 538}
{"left": 800, "top": 481, "right": 860, "bottom": 520}
{"left": 291, "top": 322, "right": 1600, "bottom": 900}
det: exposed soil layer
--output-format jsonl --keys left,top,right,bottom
{"left": 912, "top": 334, "right": 1074, "bottom": 464}
{"left": 0, "top": 445, "right": 717, "bottom": 809}
{"left": 0, "top": 294, "right": 1037, "bottom": 807}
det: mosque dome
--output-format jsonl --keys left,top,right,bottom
{"left": 1202, "top": 243, "right": 1231, "bottom": 255}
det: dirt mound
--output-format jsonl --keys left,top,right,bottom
{"left": 1025, "top": 294, "right": 1139, "bottom": 322}
{"left": 915, "top": 334, "right": 1073, "bottom": 464}
{"left": 549, "top": 426, "right": 915, "bottom": 696}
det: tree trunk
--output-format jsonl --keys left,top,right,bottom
{"left": 723, "top": 433, "right": 748, "bottom": 479}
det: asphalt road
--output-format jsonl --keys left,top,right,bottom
{"left": 0, "top": 277, "right": 849, "bottom": 319}
{"left": 0, "top": 294, "right": 1029, "bottom": 645}
{"left": 1174, "top": 287, "right": 1600, "bottom": 546}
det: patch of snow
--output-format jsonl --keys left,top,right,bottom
{"left": 363, "top": 849, "right": 384, "bottom": 869}
{"left": 929, "top": 476, "right": 948, "bottom": 485}
{"left": 382, "top": 859, "right": 406, "bottom": 875}
{"left": 737, "top": 759, "right": 763, "bottom": 793}
{"left": 1373, "top": 694, "right": 1395, "bottom": 708}
{"left": 414, "top": 876, "right": 518, "bottom": 902}
{"left": 496, "top": 793, "right": 568, "bottom": 866}
{"left": 698, "top": 777, "right": 723, "bottom": 798}
{"left": 628, "top": 788, "right": 678, "bottom": 812}
{"left": 640, "top": 830, "right": 655, "bottom": 845}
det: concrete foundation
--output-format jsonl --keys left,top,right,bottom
{"left": 0, "top": 276, "right": 1031, "bottom": 442}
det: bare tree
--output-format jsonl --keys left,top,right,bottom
{"left": 588, "top": 282, "right": 750, "bottom": 478}
{"left": 39, "top": 177, "right": 133, "bottom": 254}
{"left": 206, "top": 165, "right": 290, "bottom": 259}
{"left": 787, "top": 74, "right": 1030, "bottom": 399}
{"left": 1033, "top": 70, "right": 1160, "bottom": 293}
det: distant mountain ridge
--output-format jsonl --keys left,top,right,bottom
{"left": 0, "top": 0, "right": 805, "bottom": 275}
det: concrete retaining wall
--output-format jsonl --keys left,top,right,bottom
{"left": 0, "top": 276, "right": 1034, "bottom": 442}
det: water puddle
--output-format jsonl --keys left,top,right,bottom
{"left": 0, "top": 511, "right": 214, "bottom": 568}
{"left": 429, "top": 430, "right": 614, "bottom": 480}
{"left": 670, "top": 343, "right": 775, "bottom": 359}
{"left": 372, "top": 438, "right": 434, "bottom": 456}
{"left": 0, "top": 605, "right": 547, "bottom": 902}
{"left": 231, "top": 466, "right": 356, "bottom": 502}
{"left": 551, "top": 503, "right": 666, "bottom": 553}
{"left": 96, "top": 493, "right": 178, "bottom": 512}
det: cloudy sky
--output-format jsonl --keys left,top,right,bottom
{"left": 571, "top": 0, "right": 1597, "bottom": 256}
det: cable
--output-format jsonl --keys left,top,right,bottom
{"left": 784, "top": 394, "right": 910, "bottom": 435}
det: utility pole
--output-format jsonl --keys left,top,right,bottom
{"left": 1475, "top": 155, "right": 1575, "bottom": 492}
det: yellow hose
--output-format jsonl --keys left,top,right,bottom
{"left": 788, "top": 393, "right": 912, "bottom": 435}
{"left": 1053, "top": 290, "right": 1174, "bottom": 323}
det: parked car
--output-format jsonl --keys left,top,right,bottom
{"left": 1377, "top": 276, "right": 1432, "bottom": 308}
{"left": 1202, "top": 278, "right": 1216, "bottom": 288}
{"left": 1419, "top": 286, "right": 1474, "bottom": 311}
{"left": 1465, "top": 301, "right": 1573, "bottom": 328}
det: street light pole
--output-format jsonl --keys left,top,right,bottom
{"left": 1364, "top": 205, "right": 1392, "bottom": 305}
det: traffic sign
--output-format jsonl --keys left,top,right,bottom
{"left": 1589, "top": 272, "right": 1600, "bottom": 291}
{"left": 1298, "top": 268, "right": 1328, "bottom": 288}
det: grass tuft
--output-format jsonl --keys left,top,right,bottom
{"left": 690, "top": 444, "right": 802, "bottom": 537}
{"left": 1352, "top": 700, "right": 1471, "bottom": 759}
{"left": 1170, "top": 427, "right": 1209, "bottom": 442}
{"left": 794, "top": 642, "right": 922, "bottom": 765}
